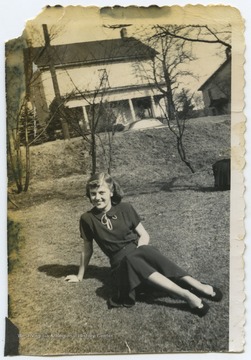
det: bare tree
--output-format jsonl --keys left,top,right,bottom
{"left": 133, "top": 25, "right": 197, "bottom": 172}
{"left": 153, "top": 24, "right": 231, "bottom": 51}
{"left": 133, "top": 24, "right": 231, "bottom": 173}
{"left": 6, "top": 37, "right": 41, "bottom": 193}
{"left": 6, "top": 36, "right": 67, "bottom": 193}
{"left": 63, "top": 73, "right": 117, "bottom": 175}
{"left": 42, "top": 24, "right": 70, "bottom": 140}
{"left": 134, "top": 25, "right": 196, "bottom": 121}
{"left": 175, "top": 88, "right": 195, "bottom": 119}
{"left": 43, "top": 35, "right": 128, "bottom": 175}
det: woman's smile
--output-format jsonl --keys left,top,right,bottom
{"left": 90, "top": 183, "right": 113, "bottom": 212}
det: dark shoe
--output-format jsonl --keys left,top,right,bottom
{"left": 190, "top": 300, "right": 210, "bottom": 317}
{"left": 208, "top": 287, "right": 223, "bottom": 302}
{"left": 191, "top": 286, "right": 223, "bottom": 302}
{"left": 107, "top": 297, "right": 123, "bottom": 309}
{"left": 107, "top": 296, "right": 135, "bottom": 309}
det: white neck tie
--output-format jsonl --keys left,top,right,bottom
{"left": 101, "top": 214, "right": 117, "bottom": 230}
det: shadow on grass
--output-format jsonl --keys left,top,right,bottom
{"left": 139, "top": 297, "right": 191, "bottom": 313}
{"left": 158, "top": 176, "right": 230, "bottom": 193}
{"left": 38, "top": 263, "right": 110, "bottom": 279}
{"left": 38, "top": 264, "right": 112, "bottom": 301}
{"left": 136, "top": 290, "right": 196, "bottom": 314}
{"left": 38, "top": 264, "right": 79, "bottom": 278}
{"left": 125, "top": 179, "right": 229, "bottom": 196}
{"left": 37, "top": 265, "right": 220, "bottom": 314}
{"left": 161, "top": 184, "right": 229, "bottom": 193}
{"left": 125, "top": 186, "right": 221, "bottom": 198}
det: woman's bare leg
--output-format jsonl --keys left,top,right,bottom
{"left": 181, "top": 275, "right": 215, "bottom": 296}
{"left": 147, "top": 271, "right": 203, "bottom": 309}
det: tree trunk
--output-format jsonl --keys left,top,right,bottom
{"left": 42, "top": 24, "right": 70, "bottom": 140}
{"left": 91, "top": 132, "right": 96, "bottom": 175}
{"left": 24, "top": 144, "right": 30, "bottom": 192}
{"left": 166, "top": 92, "right": 175, "bottom": 121}
{"left": 162, "top": 65, "right": 175, "bottom": 120}
{"left": 176, "top": 136, "right": 195, "bottom": 173}
{"left": 15, "top": 133, "right": 23, "bottom": 192}
{"left": 107, "top": 131, "right": 113, "bottom": 175}
{"left": 7, "top": 135, "right": 23, "bottom": 193}
{"left": 24, "top": 112, "right": 30, "bottom": 192}
{"left": 60, "top": 117, "right": 70, "bottom": 141}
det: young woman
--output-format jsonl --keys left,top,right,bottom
{"left": 65, "top": 173, "right": 222, "bottom": 316}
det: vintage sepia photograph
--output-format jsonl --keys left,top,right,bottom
{"left": 5, "top": 4, "right": 245, "bottom": 356}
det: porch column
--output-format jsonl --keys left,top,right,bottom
{"left": 82, "top": 106, "right": 90, "bottom": 130}
{"left": 150, "top": 95, "right": 157, "bottom": 118}
{"left": 128, "top": 98, "right": 136, "bottom": 122}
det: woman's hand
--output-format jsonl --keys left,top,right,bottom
{"left": 64, "top": 275, "right": 81, "bottom": 283}
{"left": 135, "top": 222, "right": 150, "bottom": 247}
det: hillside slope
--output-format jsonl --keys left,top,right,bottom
{"left": 10, "top": 115, "right": 230, "bottom": 206}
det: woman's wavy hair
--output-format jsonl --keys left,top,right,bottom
{"left": 86, "top": 173, "right": 124, "bottom": 205}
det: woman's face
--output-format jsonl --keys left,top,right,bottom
{"left": 89, "top": 181, "right": 113, "bottom": 212}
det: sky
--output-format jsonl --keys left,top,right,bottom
{"left": 1, "top": 1, "right": 251, "bottom": 360}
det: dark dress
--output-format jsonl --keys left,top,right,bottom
{"left": 79, "top": 202, "right": 187, "bottom": 306}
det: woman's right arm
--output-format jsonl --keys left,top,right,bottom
{"left": 77, "top": 239, "right": 93, "bottom": 280}
{"left": 65, "top": 238, "right": 93, "bottom": 283}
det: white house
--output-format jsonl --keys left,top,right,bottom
{"left": 26, "top": 28, "right": 167, "bottom": 134}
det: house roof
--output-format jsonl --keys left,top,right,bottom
{"left": 198, "top": 56, "right": 231, "bottom": 91}
{"left": 27, "top": 37, "right": 157, "bottom": 69}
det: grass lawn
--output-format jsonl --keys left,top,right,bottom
{"left": 7, "top": 115, "right": 230, "bottom": 355}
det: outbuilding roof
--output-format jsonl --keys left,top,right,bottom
{"left": 198, "top": 56, "right": 231, "bottom": 91}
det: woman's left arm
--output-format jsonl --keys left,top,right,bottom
{"left": 135, "top": 222, "right": 150, "bottom": 247}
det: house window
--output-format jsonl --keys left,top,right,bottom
{"left": 98, "top": 69, "right": 109, "bottom": 88}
